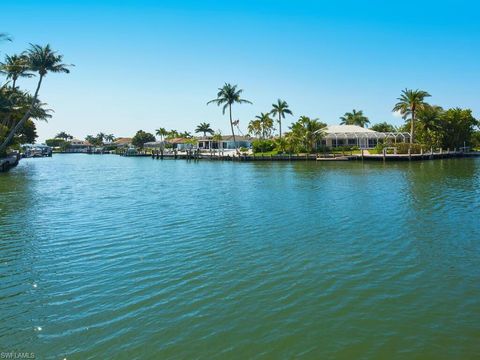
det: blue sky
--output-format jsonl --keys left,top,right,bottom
{"left": 2, "top": 0, "right": 479, "bottom": 141}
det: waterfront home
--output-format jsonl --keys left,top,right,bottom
{"left": 322, "top": 125, "right": 410, "bottom": 149}
{"left": 197, "top": 135, "right": 253, "bottom": 150}
{"left": 167, "top": 138, "right": 192, "bottom": 151}
{"left": 67, "top": 139, "right": 93, "bottom": 153}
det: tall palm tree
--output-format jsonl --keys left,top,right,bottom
{"left": 105, "top": 134, "right": 115, "bottom": 143}
{"left": 55, "top": 131, "right": 73, "bottom": 140}
{"left": 0, "top": 54, "right": 33, "bottom": 88}
{"left": 155, "top": 127, "right": 168, "bottom": 141}
{"left": 340, "top": 109, "right": 370, "bottom": 128}
{"left": 392, "top": 88, "right": 431, "bottom": 144}
{"left": 257, "top": 112, "right": 275, "bottom": 139}
{"left": 0, "top": 44, "right": 71, "bottom": 154}
{"left": 195, "top": 122, "right": 214, "bottom": 137}
{"left": 96, "top": 132, "right": 105, "bottom": 144}
{"left": 207, "top": 83, "right": 252, "bottom": 150}
{"left": 270, "top": 99, "right": 293, "bottom": 138}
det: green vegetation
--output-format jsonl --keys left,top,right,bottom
{"left": 270, "top": 99, "right": 293, "bottom": 138}
{"left": 195, "top": 122, "right": 214, "bottom": 137}
{"left": 131, "top": 130, "right": 155, "bottom": 149}
{"left": 0, "top": 39, "right": 71, "bottom": 156}
{"left": 370, "top": 122, "right": 397, "bottom": 133}
{"left": 392, "top": 89, "right": 431, "bottom": 144}
{"left": 207, "top": 83, "right": 252, "bottom": 149}
{"left": 340, "top": 109, "right": 370, "bottom": 128}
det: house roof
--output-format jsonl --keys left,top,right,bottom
{"left": 197, "top": 135, "right": 253, "bottom": 142}
{"left": 113, "top": 137, "right": 132, "bottom": 145}
{"left": 166, "top": 137, "right": 192, "bottom": 144}
{"left": 326, "top": 125, "right": 377, "bottom": 134}
{"left": 69, "top": 139, "right": 92, "bottom": 146}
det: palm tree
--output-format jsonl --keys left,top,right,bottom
{"left": 291, "top": 116, "right": 327, "bottom": 153}
{"left": 247, "top": 119, "right": 262, "bottom": 138}
{"left": 55, "top": 131, "right": 73, "bottom": 140}
{"left": 392, "top": 88, "right": 431, "bottom": 144}
{"left": 166, "top": 129, "right": 179, "bottom": 139}
{"left": 96, "top": 132, "right": 105, "bottom": 144}
{"left": 339, "top": 109, "right": 370, "bottom": 127}
{"left": 212, "top": 130, "right": 223, "bottom": 155}
{"left": 155, "top": 127, "right": 168, "bottom": 141}
{"left": 105, "top": 134, "right": 115, "bottom": 143}
{"left": 195, "top": 122, "right": 214, "bottom": 137}
{"left": 180, "top": 131, "right": 193, "bottom": 138}
{"left": 207, "top": 83, "right": 252, "bottom": 150}
{"left": 270, "top": 99, "right": 293, "bottom": 138}
{"left": 0, "top": 44, "right": 71, "bottom": 154}
{"left": 256, "top": 112, "right": 275, "bottom": 139}
{"left": 416, "top": 104, "right": 444, "bottom": 147}
{"left": 0, "top": 54, "right": 33, "bottom": 88}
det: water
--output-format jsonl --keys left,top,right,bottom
{"left": 1, "top": 154, "right": 479, "bottom": 359}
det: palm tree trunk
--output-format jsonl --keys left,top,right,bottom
{"left": 279, "top": 114, "right": 282, "bottom": 138}
{"left": 229, "top": 104, "right": 237, "bottom": 150}
{"left": 410, "top": 111, "right": 415, "bottom": 144}
{"left": 0, "top": 75, "right": 44, "bottom": 154}
{"left": 12, "top": 78, "right": 16, "bottom": 89}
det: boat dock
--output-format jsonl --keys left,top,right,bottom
{"left": 121, "top": 149, "right": 480, "bottom": 162}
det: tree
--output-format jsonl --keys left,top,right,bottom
{"left": 437, "top": 108, "right": 478, "bottom": 149}
{"left": 104, "top": 134, "right": 115, "bottom": 143}
{"left": 247, "top": 119, "right": 262, "bottom": 138}
{"left": 212, "top": 130, "right": 223, "bottom": 154}
{"left": 340, "top": 109, "right": 370, "bottom": 127}
{"left": 55, "top": 131, "right": 73, "bottom": 140}
{"left": 370, "top": 122, "right": 397, "bottom": 133}
{"left": 166, "top": 129, "right": 179, "bottom": 139}
{"left": 96, "top": 132, "right": 105, "bottom": 144}
{"left": 290, "top": 116, "right": 327, "bottom": 153}
{"left": 248, "top": 113, "right": 274, "bottom": 139}
{"left": 416, "top": 104, "right": 444, "bottom": 147}
{"left": 392, "top": 89, "right": 431, "bottom": 144}
{"left": 155, "top": 127, "right": 168, "bottom": 141}
{"left": 16, "top": 120, "right": 37, "bottom": 144}
{"left": 45, "top": 138, "right": 67, "bottom": 147}
{"left": 207, "top": 83, "right": 252, "bottom": 150}
{"left": 0, "top": 44, "right": 71, "bottom": 154}
{"left": 131, "top": 130, "right": 155, "bottom": 149}
{"left": 180, "top": 131, "right": 193, "bottom": 138}
{"left": 85, "top": 135, "right": 102, "bottom": 147}
{"left": 270, "top": 99, "right": 293, "bottom": 138}
{"left": 0, "top": 54, "right": 33, "bottom": 89}
{"left": 195, "top": 122, "right": 214, "bottom": 137}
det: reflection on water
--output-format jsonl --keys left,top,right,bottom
{"left": 0, "top": 155, "right": 479, "bottom": 359}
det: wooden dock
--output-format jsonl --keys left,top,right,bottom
{"left": 121, "top": 150, "right": 480, "bottom": 162}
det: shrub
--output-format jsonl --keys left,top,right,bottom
{"left": 394, "top": 143, "right": 424, "bottom": 154}
{"left": 45, "top": 138, "right": 67, "bottom": 147}
{"left": 252, "top": 139, "right": 275, "bottom": 153}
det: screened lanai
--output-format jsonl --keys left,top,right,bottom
{"left": 318, "top": 125, "right": 410, "bottom": 149}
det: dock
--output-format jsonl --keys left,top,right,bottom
{"left": 121, "top": 149, "right": 480, "bottom": 162}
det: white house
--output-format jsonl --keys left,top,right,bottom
{"left": 321, "top": 125, "right": 410, "bottom": 149}
{"left": 197, "top": 135, "right": 253, "bottom": 150}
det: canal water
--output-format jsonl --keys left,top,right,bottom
{"left": 1, "top": 154, "right": 479, "bottom": 359}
